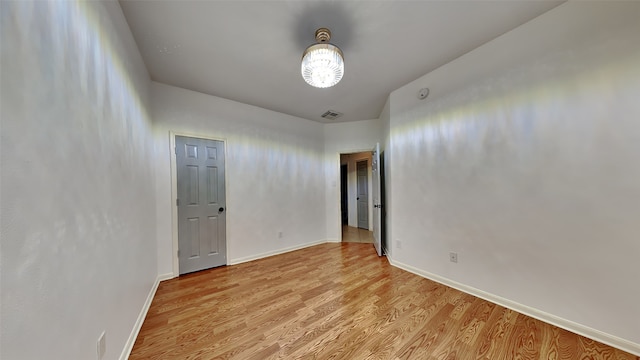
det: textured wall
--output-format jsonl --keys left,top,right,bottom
{"left": 389, "top": 1, "right": 640, "bottom": 350}
{"left": 1, "top": 1, "right": 156, "bottom": 359}
{"left": 151, "top": 82, "right": 326, "bottom": 274}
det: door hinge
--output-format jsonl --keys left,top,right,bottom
{"left": 176, "top": 198, "right": 180, "bottom": 206}
{"left": 177, "top": 249, "right": 180, "bottom": 257}
{"left": 174, "top": 146, "right": 177, "bottom": 155}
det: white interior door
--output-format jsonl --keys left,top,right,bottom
{"left": 356, "top": 160, "right": 369, "bottom": 229}
{"left": 372, "top": 143, "right": 382, "bottom": 256}
{"left": 176, "top": 135, "right": 227, "bottom": 274}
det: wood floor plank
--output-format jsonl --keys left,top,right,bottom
{"left": 473, "top": 306, "right": 518, "bottom": 359}
{"left": 129, "top": 243, "right": 638, "bottom": 360}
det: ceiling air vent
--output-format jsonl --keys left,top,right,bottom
{"left": 321, "top": 110, "right": 343, "bottom": 120}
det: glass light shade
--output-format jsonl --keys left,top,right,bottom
{"left": 301, "top": 43, "right": 344, "bottom": 88}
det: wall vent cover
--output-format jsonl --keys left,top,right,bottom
{"left": 321, "top": 110, "right": 343, "bottom": 120}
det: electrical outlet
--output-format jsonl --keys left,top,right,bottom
{"left": 396, "top": 240, "right": 401, "bottom": 249}
{"left": 278, "top": 231, "right": 283, "bottom": 239}
{"left": 449, "top": 252, "right": 458, "bottom": 263}
{"left": 97, "top": 331, "right": 106, "bottom": 359}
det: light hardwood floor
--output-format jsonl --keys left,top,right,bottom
{"left": 130, "top": 243, "right": 638, "bottom": 360}
{"left": 342, "top": 225, "right": 374, "bottom": 244}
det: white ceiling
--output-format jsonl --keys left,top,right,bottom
{"left": 119, "top": 1, "right": 563, "bottom": 123}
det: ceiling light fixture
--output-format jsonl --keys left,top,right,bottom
{"left": 301, "top": 28, "right": 344, "bottom": 88}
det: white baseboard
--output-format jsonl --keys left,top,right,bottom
{"left": 326, "top": 238, "right": 340, "bottom": 243}
{"left": 119, "top": 273, "right": 174, "bottom": 360}
{"left": 387, "top": 257, "right": 640, "bottom": 357}
{"left": 229, "top": 239, "right": 328, "bottom": 265}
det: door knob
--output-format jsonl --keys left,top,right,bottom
{"left": 357, "top": 197, "right": 360, "bottom": 200}
{"left": 219, "top": 207, "right": 225, "bottom": 212}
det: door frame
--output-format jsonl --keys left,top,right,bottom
{"left": 334, "top": 148, "right": 372, "bottom": 242}
{"left": 340, "top": 164, "right": 348, "bottom": 225}
{"left": 170, "top": 131, "right": 229, "bottom": 277}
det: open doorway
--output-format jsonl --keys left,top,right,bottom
{"left": 340, "top": 152, "right": 374, "bottom": 244}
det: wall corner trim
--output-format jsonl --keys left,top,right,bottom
{"left": 387, "top": 257, "right": 640, "bottom": 357}
{"left": 119, "top": 273, "right": 174, "bottom": 360}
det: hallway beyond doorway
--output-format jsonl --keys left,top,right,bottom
{"left": 342, "top": 225, "right": 373, "bottom": 243}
